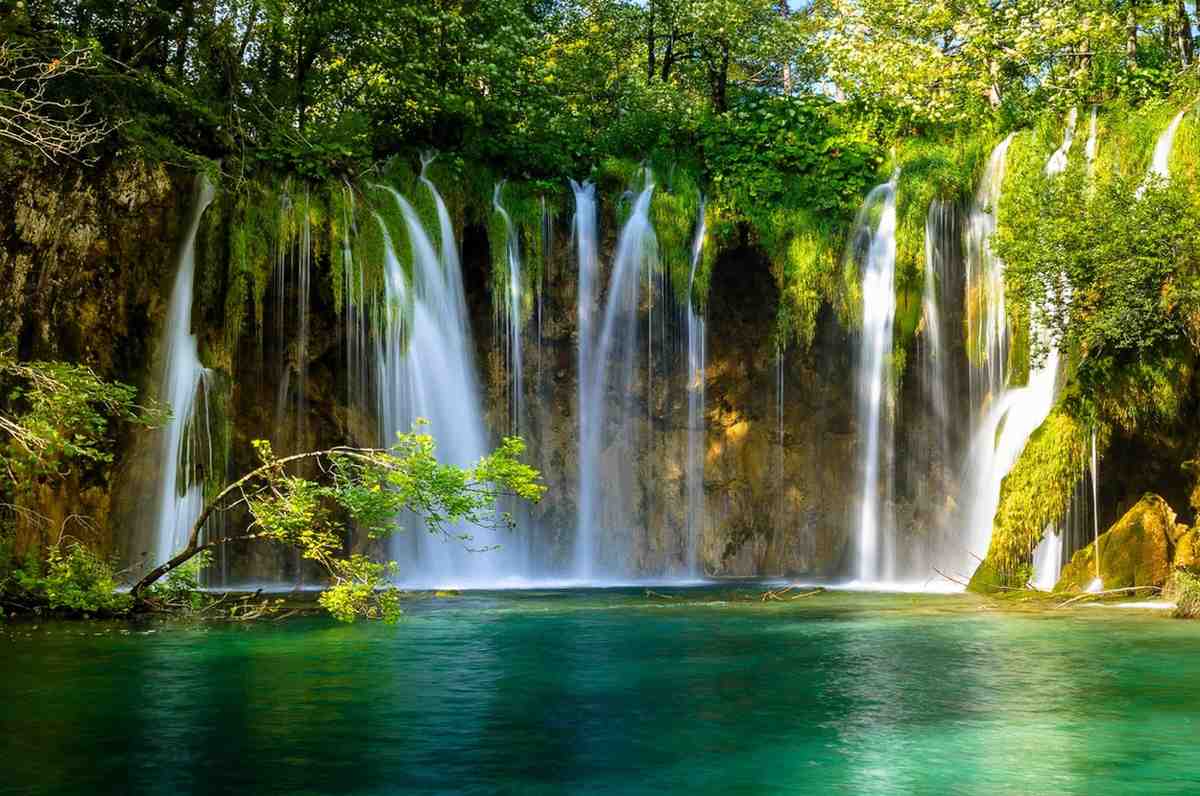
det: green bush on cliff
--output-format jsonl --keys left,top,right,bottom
{"left": 0, "top": 354, "right": 163, "bottom": 486}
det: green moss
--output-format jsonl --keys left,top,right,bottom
{"left": 1056, "top": 493, "right": 1178, "bottom": 592}
{"left": 649, "top": 164, "right": 703, "bottom": 305}
{"left": 985, "top": 407, "right": 1094, "bottom": 576}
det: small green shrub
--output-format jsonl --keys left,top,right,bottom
{"left": 38, "top": 541, "right": 130, "bottom": 615}
{"left": 1168, "top": 569, "right": 1200, "bottom": 619}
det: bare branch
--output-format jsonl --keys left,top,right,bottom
{"left": 0, "top": 42, "right": 116, "bottom": 164}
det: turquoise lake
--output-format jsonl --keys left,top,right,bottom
{"left": 3, "top": 587, "right": 1200, "bottom": 795}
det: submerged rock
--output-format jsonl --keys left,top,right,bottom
{"left": 1055, "top": 493, "right": 1188, "bottom": 591}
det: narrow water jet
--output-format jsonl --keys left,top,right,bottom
{"left": 684, "top": 200, "right": 707, "bottom": 575}
{"left": 570, "top": 179, "right": 599, "bottom": 578}
{"left": 849, "top": 174, "right": 898, "bottom": 582}
{"left": 149, "top": 176, "right": 216, "bottom": 566}
{"left": 1044, "top": 108, "right": 1078, "bottom": 176}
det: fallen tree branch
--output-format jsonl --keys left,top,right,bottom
{"left": 1055, "top": 586, "right": 1162, "bottom": 609}
{"left": 933, "top": 567, "right": 969, "bottom": 587}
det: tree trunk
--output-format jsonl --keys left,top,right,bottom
{"left": 646, "top": 0, "right": 656, "bottom": 81}
{"left": 778, "top": 0, "right": 792, "bottom": 94}
{"left": 661, "top": 30, "right": 674, "bottom": 82}
{"left": 130, "top": 447, "right": 385, "bottom": 599}
{"left": 1127, "top": 4, "right": 1139, "bottom": 63}
{"left": 711, "top": 43, "right": 730, "bottom": 112}
{"left": 1177, "top": 0, "right": 1193, "bottom": 66}
{"left": 987, "top": 59, "right": 1002, "bottom": 108}
{"left": 175, "top": 0, "right": 196, "bottom": 78}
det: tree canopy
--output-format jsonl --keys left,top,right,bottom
{"left": 3, "top": 0, "right": 1196, "bottom": 177}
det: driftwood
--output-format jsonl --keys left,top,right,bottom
{"left": 1055, "top": 586, "right": 1162, "bottom": 609}
{"left": 761, "top": 585, "right": 824, "bottom": 601}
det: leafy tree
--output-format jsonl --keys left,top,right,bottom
{"left": 0, "top": 352, "right": 163, "bottom": 487}
{"left": 996, "top": 168, "right": 1200, "bottom": 366}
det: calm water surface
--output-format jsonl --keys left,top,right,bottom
{"left": 3, "top": 587, "right": 1200, "bottom": 795}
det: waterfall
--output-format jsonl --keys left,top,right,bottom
{"left": 921, "top": 200, "right": 956, "bottom": 478}
{"left": 1030, "top": 526, "right": 1063, "bottom": 590}
{"left": 273, "top": 188, "right": 313, "bottom": 452}
{"left": 1086, "top": 428, "right": 1102, "bottom": 592}
{"left": 961, "top": 134, "right": 1063, "bottom": 580}
{"left": 493, "top": 183, "right": 525, "bottom": 436}
{"left": 1146, "top": 108, "right": 1187, "bottom": 184}
{"left": 149, "top": 177, "right": 216, "bottom": 566}
{"left": 576, "top": 179, "right": 658, "bottom": 579}
{"left": 850, "top": 175, "right": 898, "bottom": 583}
{"left": 375, "top": 176, "right": 514, "bottom": 587}
{"left": 684, "top": 200, "right": 707, "bottom": 576}
{"left": 1044, "top": 108, "right": 1077, "bottom": 176}
{"left": 571, "top": 180, "right": 599, "bottom": 578}
{"left": 342, "top": 185, "right": 372, "bottom": 418}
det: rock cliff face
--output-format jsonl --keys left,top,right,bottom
{"left": 0, "top": 157, "right": 183, "bottom": 557}
{"left": 473, "top": 234, "right": 861, "bottom": 577}
{"left": 6, "top": 161, "right": 1195, "bottom": 584}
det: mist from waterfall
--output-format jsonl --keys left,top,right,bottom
{"left": 149, "top": 176, "right": 216, "bottom": 566}
{"left": 576, "top": 178, "right": 658, "bottom": 579}
{"left": 849, "top": 175, "right": 898, "bottom": 583}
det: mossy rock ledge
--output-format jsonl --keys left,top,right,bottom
{"left": 1055, "top": 493, "right": 1191, "bottom": 592}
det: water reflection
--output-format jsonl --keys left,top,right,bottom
{"left": 3, "top": 590, "right": 1199, "bottom": 795}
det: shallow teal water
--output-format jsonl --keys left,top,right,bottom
{"left": 3, "top": 587, "right": 1200, "bottom": 795}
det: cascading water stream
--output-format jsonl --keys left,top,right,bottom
{"left": 375, "top": 178, "right": 514, "bottom": 586}
{"left": 149, "top": 177, "right": 216, "bottom": 566}
{"left": 1044, "top": 108, "right": 1078, "bottom": 176}
{"left": 1145, "top": 108, "right": 1187, "bottom": 187}
{"left": 576, "top": 179, "right": 658, "bottom": 579}
{"left": 850, "top": 174, "right": 899, "bottom": 583}
{"left": 963, "top": 129, "right": 1069, "bottom": 584}
{"left": 273, "top": 188, "right": 313, "bottom": 453}
{"left": 684, "top": 200, "right": 707, "bottom": 576}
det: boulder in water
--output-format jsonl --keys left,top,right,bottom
{"left": 1055, "top": 493, "right": 1187, "bottom": 591}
